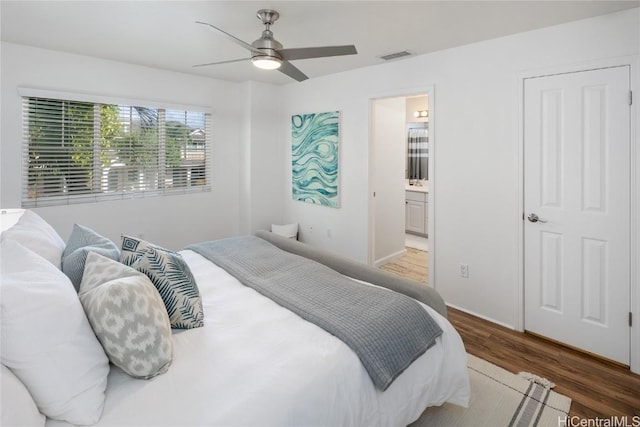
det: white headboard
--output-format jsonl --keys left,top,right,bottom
{"left": 1, "top": 209, "right": 26, "bottom": 232}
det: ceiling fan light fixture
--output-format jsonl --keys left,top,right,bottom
{"left": 252, "top": 56, "right": 282, "bottom": 70}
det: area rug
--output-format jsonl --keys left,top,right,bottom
{"left": 411, "top": 354, "right": 572, "bottom": 427}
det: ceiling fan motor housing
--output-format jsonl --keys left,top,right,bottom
{"left": 253, "top": 10, "right": 283, "bottom": 60}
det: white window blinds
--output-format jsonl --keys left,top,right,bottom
{"left": 22, "top": 96, "right": 211, "bottom": 207}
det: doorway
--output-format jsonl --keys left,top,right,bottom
{"left": 523, "top": 66, "right": 631, "bottom": 365}
{"left": 369, "top": 87, "right": 435, "bottom": 287}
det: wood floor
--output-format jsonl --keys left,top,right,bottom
{"left": 379, "top": 247, "right": 428, "bottom": 283}
{"left": 380, "top": 249, "right": 640, "bottom": 419}
{"left": 449, "top": 307, "right": 640, "bottom": 419}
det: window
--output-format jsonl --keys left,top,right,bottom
{"left": 22, "top": 96, "right": 211, "bottom": 207}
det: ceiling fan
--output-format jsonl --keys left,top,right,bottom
{"left": 194, "top": 9, "right": 357, "bottom": 82}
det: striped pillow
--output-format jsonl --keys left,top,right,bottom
{"left": 120, "top": 236, "right": 204, "bottom": 329}
{"left": 62, "top": 224, "right": 120, "bottom": 291}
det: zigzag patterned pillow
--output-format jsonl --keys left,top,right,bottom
{"left": 121, "top": 236, "right": 204, "bottom": 329}
{"left": 79, "top": 252, "right": 173, "bottom": 380}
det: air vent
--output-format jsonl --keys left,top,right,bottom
{"left": 378, "top": 50, "right": 413, "bottom": 61}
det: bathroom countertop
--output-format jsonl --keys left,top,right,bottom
{"left": 405, "top": 183, "right": 428, "bottom": 193}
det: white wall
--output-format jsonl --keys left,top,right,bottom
{"left": 238, "top": 81, "right": 286, "bottom": 234}
{"left": 281, "top": 8, "right": 639, "bottom": 328}
{"left": 0, "top": 42, "right": 245, "bottom": 250}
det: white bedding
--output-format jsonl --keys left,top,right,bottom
{"left": 46, "top": 249, "right": 470, "bottom": 427}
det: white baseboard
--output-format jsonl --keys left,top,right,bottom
{"left": 373, "top": 248, "right": 407, "bottom": 268}
{"left": 447, "top": 303, "right": 516, "bottom": 331}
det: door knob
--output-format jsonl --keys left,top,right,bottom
{"left": 527, "top": 213, "right": 547, "bottom": 223}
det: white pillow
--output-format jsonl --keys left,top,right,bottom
{"left": 1, "top": 210, "right": 65, "bottom": 269}
{"left": 0, "top": 239, "right": 109, "bottom": 425}
{"left": 271, "top": 222, "right": 299, "bottom": 239}
{"left": 0, "top": 209, "right": 26, "bottom": 232}
{"left": 1, "top": 364, "right": 45, "bottom": 427}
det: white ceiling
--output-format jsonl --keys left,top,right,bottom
{"left": 1, "top": 1, "right": 638, "bottom": 85}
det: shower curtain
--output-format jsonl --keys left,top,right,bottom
{"left": 408, "top": 127, "right": 428, "bottom": 181}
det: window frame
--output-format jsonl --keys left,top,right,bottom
{"left": 19, "top": 88, "right": 212, "bottom": 208}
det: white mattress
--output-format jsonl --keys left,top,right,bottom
{"left": 46, "top": 250, "right": 470, "bottom": 427}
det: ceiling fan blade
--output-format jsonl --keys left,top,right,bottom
{"left": 278, "top": 60, "right": 308, "bottom": 82}
{"left": 192, "top": 58, "right": 249, "bottom": 68}
{"left": 278, "top": 45, "right": 357, "bottom": 61}
{"left": 195, "top": 21, "right": 262, "bottom": 54}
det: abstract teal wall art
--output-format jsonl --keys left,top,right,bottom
{"left": 291, "top": 111, "right": 340, "bottom": 208}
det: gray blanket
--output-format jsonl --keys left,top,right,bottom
{"left": 186, "top": 236, "right": 443, "bottom": 391}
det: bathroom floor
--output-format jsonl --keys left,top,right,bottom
{"left": 405, "top": 233, "right": 428, "bottom": 252}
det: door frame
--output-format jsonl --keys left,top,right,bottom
{"left": 367, "top": 86, "right": 436, "bottom": 288}
{"left": 515, "top": 56, "right": 640, "bottom": 373}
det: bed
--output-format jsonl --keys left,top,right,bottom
{"left": 0, "top": 209, "right": 469, "bottom": 427}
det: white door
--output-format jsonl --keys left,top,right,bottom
{"left": 524, "top": 66, "right": 631, "bottom": 365}
{"left": 372, "top": 97, "right": 407, "bottom": 264}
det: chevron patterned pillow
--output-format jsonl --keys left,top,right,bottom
{"left": 79, "top": 252, "right": 173, "bottom": 379}
{"left": 120, "top": 235, "right": 204, "bottom": 329}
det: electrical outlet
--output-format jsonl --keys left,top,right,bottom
{"left": 459, "top": 263, "right": 469, "bottom": 278}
